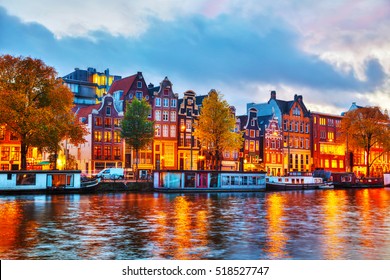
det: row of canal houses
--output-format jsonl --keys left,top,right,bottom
{"left": 1, "top": 67, "right": 389, "bottom": 177}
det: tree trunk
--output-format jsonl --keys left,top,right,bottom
{"left": 366, "top": 145, "right": 370, "bottom": 177}
{"left": 20, "top": 138, "right": 28, "bottom": 170}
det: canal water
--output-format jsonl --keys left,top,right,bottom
{"left": 1, "top": 189, "right": 390, "bottom": 260}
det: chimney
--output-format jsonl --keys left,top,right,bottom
{"left": 270, "top": 90, "right": 276, "bottom": 99}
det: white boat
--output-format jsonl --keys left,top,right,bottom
{"left": 0, "top": 170, "right": 100, "bottom": 194}
{"left": 266, "top": 172, "right": 333, "bottom": 191}
{"left": 153, "top": 170, "right": 266, "bottom": 192}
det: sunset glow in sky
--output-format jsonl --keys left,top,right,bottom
{"left": 1, "top": 0, "right": 389, "bottom": 115}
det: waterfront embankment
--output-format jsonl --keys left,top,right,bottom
{"left": 96, "top": 181, "right": 154, "bottom": 192}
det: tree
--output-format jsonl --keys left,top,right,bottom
{"left": 0, "top": 55, "right": 86, "bottom": 169}
{"left": 341, "top": 106, "right": 390, "bottom": 176}
{"left": 120, "top": 98, "right": 154, "bottom": 180}
{"left": 193, "top": 89, "right": 243, "bottom": 170}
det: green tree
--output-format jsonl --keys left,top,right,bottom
{"left": 341, "top": 106, "right": 390, "bottom": 176}
{"left": 120, "top": 98, "right": 154, "bottom": 180}
{"left": 0, "top": 55, "right": 86, "bottom": 170}
{"left": 193, "top": 89, "right": 243, "bottom": 170}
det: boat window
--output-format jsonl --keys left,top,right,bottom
{"left": 231, "top": 176, "right": 239, "bottom": 185}
{"left": 7, "top": 173, "right": 12, "bottom": 180}
{"left": 241, "top": 176, "right": 248, "bottom": 185}
{"left": 292, "top": 179, "right": 295, "bottom": 184}
{"left": 301, "top": 179, "right": 304, "bottom": 184}
{"left": 278, "top": 178, "right": 282, "bottom": 182}
{"left": 48, "top": 174, "right": 69, "bottom": 187}
{"left": 285, "top": 178, "right": 289, "bottom": 183}
{"left": 16, "top": 173, "right": 36, "bottom": 185}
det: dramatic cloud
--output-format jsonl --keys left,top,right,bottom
{"left": 0, "top": 0, "right": 389, "bottom": 115}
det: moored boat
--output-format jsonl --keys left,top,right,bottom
{"left": 266, "top": 172, "right": 333, "bottom": 191}
{"left": 0, "top": 170, "right": 100, "bottom": 194}
{"left": 153, "top": 170, "right": 266, "bottom": 192}
{"left": 331, "top": 172, "right": 383, "bottom": 188}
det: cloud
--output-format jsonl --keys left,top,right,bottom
{"left": 0, "top": 1, "right": 389, "bottom": 116}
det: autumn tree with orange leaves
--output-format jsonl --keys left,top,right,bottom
{"left": 341, "top": 106, "right": 390, "bottom": 177}
{"left": 0, "top": 55, "right": 87, "bottom": 170}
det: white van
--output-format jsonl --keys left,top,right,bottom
{"left": 96, "top": 168, "right": 124, "bottom": 180}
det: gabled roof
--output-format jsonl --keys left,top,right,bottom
{"left": 107, "top": 74, "right": 137, "bottom": 97}
{"left": 74, "top": 104, "right": 100, "bottom": 119}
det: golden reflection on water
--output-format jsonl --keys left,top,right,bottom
{"left": 264, "top": 193, "right": 289, "bottom": 259}
{"left": 322, "top": 190, "right": 346, "bottom": 259}
{"left": 0, "top": 201, "right": 22, "bottom": 253}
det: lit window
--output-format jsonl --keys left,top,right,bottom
{"left": 170, "top": 111, "right": 176, "bottom": 122}
{"left": 155, "top": 110, "right": 161, "bottom": 121}
{"left": 170, "top": 125, "right": 176, "bottom": 137}
{"left": 163, "top": 125, "right": 169, "bottom": 137}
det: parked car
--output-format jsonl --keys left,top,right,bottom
{"left": 96, "top": 168, "right": 124, "bottom": 180}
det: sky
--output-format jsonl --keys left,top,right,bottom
{"left": 0, "top": 0, "right": 389, "bottom": 115}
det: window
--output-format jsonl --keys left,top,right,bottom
{"left": 136, "top": 91, "right": 143, "bottom": 99}
{"left": 114, "top": 146, "right": 121, "bottom": 160}
{"left": 114, "top": 119, "right": 121, "bottom": 127}
{"left": 293, "top": 107, "right": 301, "bottom": 116}
{"left": 306, "top": 123, "right": 309, "bottom": 133}
{"left": 163, "top": 125, "right": 169, "bottom": 137}
{"left": 170, "top": 111, "right": 176, "bottom": 122}
{"left": 106, "top": 107, "right": 111, "bottom": 116}
{"left": 320, "top": 118, "right": 326, "bottom": 125}
{"left": 104, "top": 118, "right": 112, "bottom": 128}
{"left": 283, "top": 120, "right": 288, "bottom": 131}
{"left": 256, "top": 141, "right": 259, "bottom": 151}
{"left": 11, "top": 147, "right": 20, "bottom": 161}
{"left": 295, "top": 121, "right": 299, "bottom": 132}
{"left": 328, "top": 132, "right": 334, "bottom": 141}
{"left": 1, "top": 147, "right": 10, "bottom": 161}
{"left": 171, "top": 99, "right": 177, "bottom": 107}
{"left": 163, "top": 98, "right": 169, "bottom": 107}
{"left": 16, "top": 174, "right": 36, "bottom": 185}
{"left": 164, "top": 89, "right": 169, "bottom": 96}
{"left": 0, "top": 127, "right": 5, "bottom": 140}
{"left": 170, "top": 125, "right": 176, "bottom": 137}
{"left": 155, "top": 98, "right": 161, "bottom": 107}
{"left": 339, "top": 160, "right": 344, "bottom": 169}
{"left": 249, "top": 140, "right": 255, "bottom": 152}
{"left": 95, "top": 117, "right": 102, "bottom": 126}
{"left": 104, "top": 146, "right": 111, "bottom": 159}
{"left": 155, "top": 124, "right": 161, "bottom": 137}
{"left": 94, "top": 131, "right": 102, "bottom": 142}
{"left": 251, "top": 118, "right": 255, "bottom": 126}
{"left": 245, "top": 140, "right": 249, "bottom": 150}
{"left": 114, "top": 131, "right": 121, "bottom": 143}
{"left": 163, "top": 111, "right": 169, "bottom": 121}
{"left": 250, "top": 130, "right": 255, "bottom": 138}
{"left": 137, "top": 81, "right": 142, "bottom": 88}
{"left": 94, "top": 146, "right": 102, "bottom": 159}
{"left": 104, "top": 131, "right": 111, "bottom": 142}
{"left": 155, "top": 110, "right": 161, "bottom": 121}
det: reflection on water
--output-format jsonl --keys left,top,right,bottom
{"left": 0, "top": 189, "right": 390, "bottom": 260}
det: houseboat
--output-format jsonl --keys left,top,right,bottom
{"left": 266, "top": 172, "right": 332, "bottom": 191}
{"left": 0, "top": 170, "right": 100, "bottom": 194}
{"left": 331, "top": 172, "right": 383, "bottom": 188}
{"left": 153, "top": 170, "right": 266, "bottom": 192}
{"left": 384, "top": 173, "right": 390, "bottom": 187}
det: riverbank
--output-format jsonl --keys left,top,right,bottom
{"left": 96, "top": 181, "right": 154, "bottom": 192}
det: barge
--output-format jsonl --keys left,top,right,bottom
{"left": 153, "top": 170, "right": 266, "bottom": 192}
{"left": 0, "top": 170, "right": 99, "bottom": 194}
